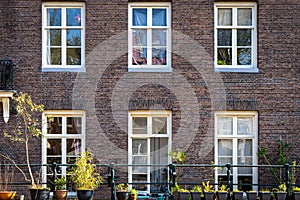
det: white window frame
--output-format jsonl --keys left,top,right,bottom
{"left": 214, "top": 3, "right": 258, "bottom": 73}
{"left": 42, "top": 2, "right": 85, "bottom": 72}
{"left": 41, "top": 110, "right": 86, "bottom": 189}
{"left": 128, "top": 110, "right": 172, "bottom": 192}
{"left": 128, "top": 3, "right": 172, "bottom": 72}
{"left": 214, "top": 111, "right": 258, "bottom": 191}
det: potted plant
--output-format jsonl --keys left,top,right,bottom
{"left": 259, "top": 189, "right": 272, "bottom": 200}
{"left": 216, "top": 184, "right": 229, "bottom": 200}
{"left": 190, "top": 185, "right": 202, "bottom": 200}
{"left": 54, "top": 175, "right": 68, "bottom": 200}
{"left": 273, "top": 183, "right": 287, "bottom": 200}
{"left": 202, "top": 181, "right": 215, "bottom": 200}
{"left": 0, "top": 166, "right": 16, "bottom": 200}
{"left": 232, "top": 189, "right": 243, "bottom": 200}
{"left": 292, "top": 187, "right": 300, "bottom": 200}
{"left": 129, "top": 188, "right": 138, "bottom": 200}
{"left": 3, "top": 92, "right": 50, "bottom": 200}
{"left": 70, "top": 151, "right": 103, "bottom": 200}
{"left": 116, "top": 183, "right": 129, "bottom": 200}
{"left": 246, "top": 190, "right": 257, "bottom": 200}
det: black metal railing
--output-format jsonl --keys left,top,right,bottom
{"left": 0, "top": 163, "right": 299, "bottom": 200}
{"left": 0, "top": 59, "right": 14, "bottom": 90}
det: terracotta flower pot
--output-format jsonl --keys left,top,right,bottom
{"left": 0, "top": 191, "right": 16, "bottom": 200}
{"left": 55, "top": 190, "right": 68, "bottom": 200}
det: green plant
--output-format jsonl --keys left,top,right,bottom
{"left": 55, "top": 175, "right": 67, "bottom": 190}
{"left": 218, "top": 184, "right": 228, "bottom": 192}
{"left": 116, "top": 183, "right": 129, "bottom": 192}
{"left": 70, "top": 151, "right": 103, "bottom": 190}
{"left": 273, "top": 183, "right": 287, "bottom": 192}
{"left": 202, "top": 181, "right": 214, "bottom": 192}
{"left": 130, "top": 188, "right": 138, "bottom": 195}
{"left": 191, "top": 186, "right": 202, "bottom": 192}
{"left": 3, "top": 92, "right": 45, "bottom": 188}
{"left": 293, "top": 187, "right": 300, "bottom": 192}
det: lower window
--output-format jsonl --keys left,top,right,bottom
{"left": 42, "top": 110, "right": 85, "bottom": 191}
{"left": 215, "top": 111, "right": 258, "bottom": 191}
{"left": 128, "top": 111, "right": 172, "bottom": 193}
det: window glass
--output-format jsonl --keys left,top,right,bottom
{"left": 67, "top": 8, "right": 81, "bottom": 26}
{"left": 133, "top": 8, "right": 147, "bottom": 26}
{"left": 48, "top": 8, "right": 61, "bottom": 26}
{"left": 152, "top": 9, "right": 166, "bottom": 26}
{"left": 218, "top": 8, "right": 232, "bottom": 26}
{"left": 218, "top": 117, "right": 233, "bottom": 135}
{"left": 152, "top": 117, "right": 167, "bottom": 134}
{"left": 237, "top": 118, "right": 253, "bottom": 135}
{"left": 237, "top": 8, "right": 252, "bottom": 26}
{"left": 133, "top": 117, "right": 147, "bottom": 134}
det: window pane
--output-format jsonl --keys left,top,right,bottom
{"left": 48, "top": 48, "right": 61, "bottom": 65}
{"left": 152, "top": 117, "right": 167, "bottom": 134}
{"left": 152, "top": 30, "right": 166, "bottom": 46}
{"left": 132, "top": 139, "right": 147, "bottom": 154}
{"left": 67, "top": 139, "right": 81, "bottom": 156}
{"left": 237, "top": 29, "right": 251, "bottom": 46}
{"left": 237, "top": 8, "right": 252, "bottom": 26}
{"left": 47, "top": 8, "right": 61, "bottom": 26}
{"left": 237, "top": 48, "right": 251, "bottom": 65}
{"left": 237, "top": 118, "right": 253, "bottom": 135}
{"left": 67, "top": 48, "right": 81, "bottom": 65}
{"left": 238, "top": 139, "right": 252, "bottom": 157}
{"left": 238, "top": 157, "right": 252, "bottom": 174}
{"left": 218, "top": 8, "right": 232, "bottom": 26}
{"left": 132, "top": 48, "right": 147, "bottom": 65}
{"left": 218, "top": 29, "right": 232, "bottom": 46}
{"left": 152, "top": 48, "right": 166, "bottom": 65}
{"left": 67, "top": 29, "right": 81, "bottom": 46}
{"left": 67, "top": 8, "right": 81, "bottom": 26}
{"left": 132, "top": 174, "right": 147, "bottom": 190}
{"left": 133, "top": 8, "right": 147, "bottom": 26}
{"left": 133, "top": 117, "right": 147, "bottom": 134}
{"left": 47, "top": 117, "right": 62, "bottom": 134}
{"left": 47, "top": 157, "right": 61, "bottom": 165}
{"left": 47, "top": 139, "right": 61, "bottom": 155}
{"left": 152, "top": 9, "right": 167, "bottom": 26}
{"left": 218, "top": 48, "right": 232, "bottom": 65}
{"left": 48, "top": 29, "right": 61, "bottom": 46}
{"left": 218, "top": 117, "right": 233, "bottom": 135}
{"left": 67, "top": 117, "right": 82, "bottom": 134}
{"left": 133, "top": 156, "right": 147, "bottom": 173}
{"left": 238, "top": 176, "right": 252, "bottom": 191}
{"left": 218, "top": 140, "right": 232, "bottom": 156}
{"left": 132, "top": 29, "right": 147, "bottom": 46}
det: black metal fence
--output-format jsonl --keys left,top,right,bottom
{"left": 0, "top": 163, "right": 299, "bottom": 200}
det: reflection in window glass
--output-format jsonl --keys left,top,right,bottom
{"left": 218, "top": 8, "right": 232, "bottom": 26}
{"left": 48, "top": 8, "right": 61, "bottom": 26}
{"left": 237, "top": 8, "right": 252, "bottom": 26}
{"left": 67, "top": 8, "right": 81, "bottom": 26}
{"left": 152, "top": 9, "right": 166, "bottom": 26}
{"left": 133, "top": 117, "right": 147, "bottom": 134}
{"left": 152, "top": 117, "right": 167, "bottom": 134}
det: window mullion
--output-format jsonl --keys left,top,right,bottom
{"left": 61, "top": 138, "right": 67, "bottom": 175}
{"left": 61, "top": 8, "right": 67, "bottom": 66}
{"left": 147, "top": 8, "right": 152, "bottom": 66}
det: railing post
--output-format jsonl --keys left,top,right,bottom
{"left": 169, "top": 164, "right": 176, "bottom": 191}
{"left": 52, "top": 162, "right": 57, "bottom": 192}
{"left": 285, "top": 163, "right": 290, "bottom": 196}
{"left": 226, "top": 163, "right": 231, "bottom": 191}
{"left": 108, "top": 164, "right": 116, "bottom": 200}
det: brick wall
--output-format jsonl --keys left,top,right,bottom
{"left": 0, "top": 0, "right": 299, "bottom": 198}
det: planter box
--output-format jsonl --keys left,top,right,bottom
{"left": 233, "top": 192, "right": 244, "bottom": 200}
{"left": 293, "top": 192, "right": 300, "bottom": 200}
{"left": 217, "top": 192, "right": 229, "bottom": 200}
{"left": 204, "top": 192, "right": 215, "bottom": 200}
{"left": 178, "top": 192, "right": 190, "bottom": 200}
{"left": 246, "top": 191, "right": 257, "bottom": 200}
{"left": 259, "top": 192, "right": 272, "bottom": 200}
{"left": 190, "top": 192, "right": 202, "bottom": 200}
{"left": 274, "top": 192, "right": 287, "bottom": 200}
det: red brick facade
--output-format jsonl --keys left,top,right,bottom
{"left": 0, "top": 0, "right": 299, "bottom": 199}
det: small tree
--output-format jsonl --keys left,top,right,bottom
{"left": 3, "top": 92, "right": 44, "bottom": 188}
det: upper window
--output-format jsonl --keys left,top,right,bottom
{"left": 42, "top": 3, "right": 85, "bottom": 72}
{"left": 215, "top": 111, "right": 258, "bottom": 191}
{"left": 128, "top": 3, "right": 171, "bottom": 72}
{"left": 214, "top": 3, "right": 257, "bottom": 72}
